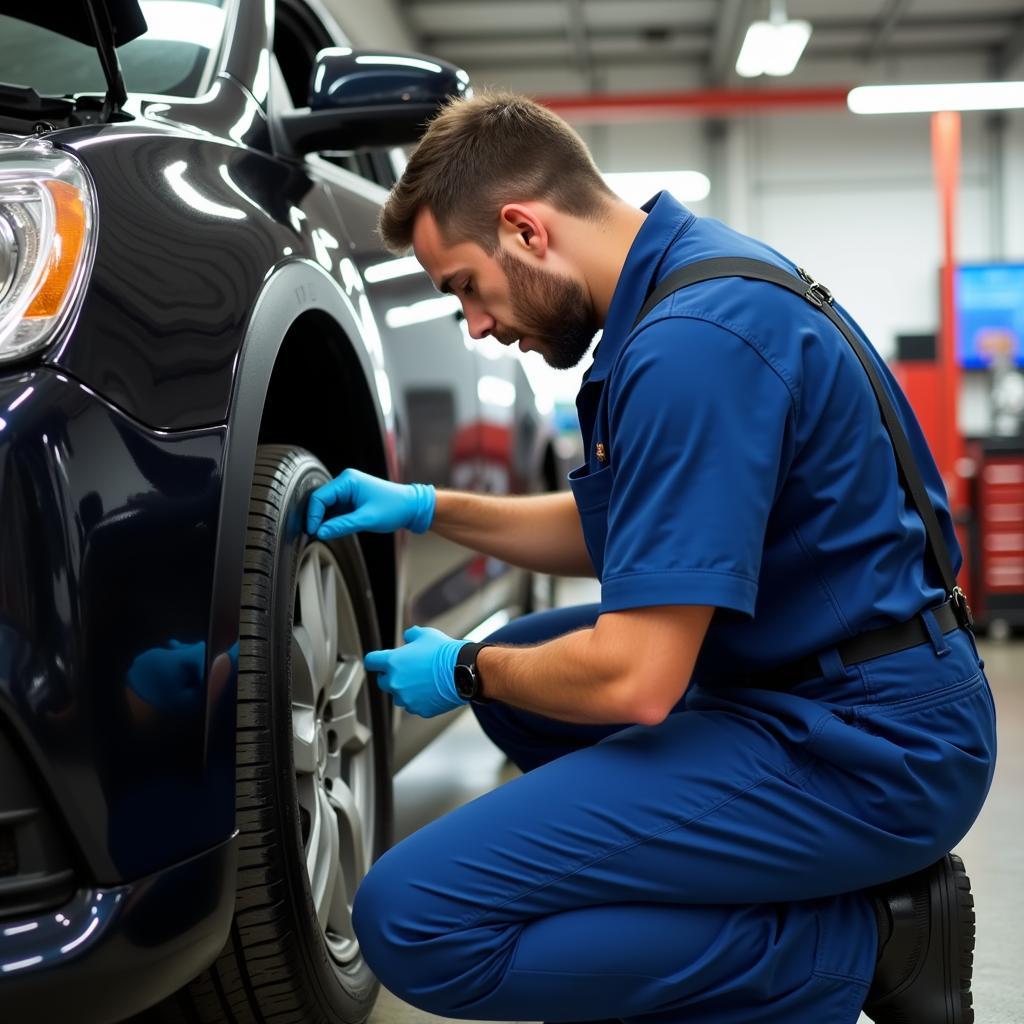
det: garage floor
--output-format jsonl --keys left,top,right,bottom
{"left": 372, "top": 581, "right": 1024, "bottom": 1024}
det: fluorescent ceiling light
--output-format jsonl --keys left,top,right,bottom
{"left": 603, "top": 171, "right": 710, "bottom": 207}
{"left": 848, "top": 81, "right": 1024, "bottom": 114}
{"left": 736, "top": 18, "right": 812, "bottom": 78}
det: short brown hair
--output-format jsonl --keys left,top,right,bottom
{"left": 379, "top": 91, "right": 613, "bottom": 255}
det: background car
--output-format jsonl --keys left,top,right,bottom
{"left": 0, "top": 2, "right": 559, "bottom": 1021}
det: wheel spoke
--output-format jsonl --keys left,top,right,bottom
{"left": 324, "top": 747, "right": 342, "bottom": 785}
{"left": 328, "top": 780, "right": 366, "bottom": 894}
{"left": 328, "top": 658, "right": 371, "bottom": 754}
{"left": 291, "top": 625, "right": 317, "bottom": 709}
{"left": 326, "top": 864, "right": 355, "bottom": 942}
{"left": 333, "top": 710, "right": 371, "bottom": 755}
{"left": 304, "top": 776, "right": 323, "bottom": 883}
{"left": 322, "top": 562, "right": 339, "bottom": 669}
{"left": 297, "top": 552, "right": 329, "bottom": 689}
{"left": 307, "top": 786, "right": 342, "bottom": 930}
{"left": 329, "top": 658, "right": 365, "bottom": 716}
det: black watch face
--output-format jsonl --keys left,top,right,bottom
{"left": 454, "top": 663, "right": 475, "bottom": 700}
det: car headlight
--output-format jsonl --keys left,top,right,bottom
{"left": 0, "top": 137, "right": 95, "bottom": 365}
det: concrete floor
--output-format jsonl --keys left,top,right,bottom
{"left": 371, "top": 582, "right": 1024, "bottom": 1024}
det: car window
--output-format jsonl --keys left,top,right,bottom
{"left": 273, "top": 0, "right": 334, "bottom": 108}
{"left": 0, "top": 0, "right": 228, "bottom": 100}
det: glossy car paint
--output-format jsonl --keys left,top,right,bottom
{"left": 0, "top": 368, "right": 228, "bottom": 880}
{"left": 0, "top": 0, "right": 553, "bottom": 1016}
{"left": 0, "top": 836, "right": 236, "bottom": 1023}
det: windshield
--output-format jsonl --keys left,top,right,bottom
{"left": 0, "top": 1, "right": 228, "bottom": 100}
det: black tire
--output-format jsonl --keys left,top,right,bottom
{"left": 138, "top": 445, "right": 392, "bottom": 1024}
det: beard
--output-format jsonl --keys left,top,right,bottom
{"left": 495, "top": 249, "right": 600, "bottom": 370}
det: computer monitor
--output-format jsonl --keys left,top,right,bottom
{"left": 955, "top": 263, "right": 1024, "bottom": 369}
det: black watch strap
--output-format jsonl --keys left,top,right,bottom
{"left": 454, "top": 642, "right": 493, "bottom": 704}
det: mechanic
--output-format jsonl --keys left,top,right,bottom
{"left": 305, "top": 93, "right": 996, "bottom": 1024}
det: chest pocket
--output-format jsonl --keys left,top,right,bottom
{"left": 572, "top": 374, "right": 614, "bottom": 576}
{"left": 568, "top": 462, "right": 613, "bottom": 578}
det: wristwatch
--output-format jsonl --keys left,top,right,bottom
{"left": 453, "top": 642, "right": 493, "bottom": 704}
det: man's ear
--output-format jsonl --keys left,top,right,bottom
{"left": 498, "top": 203, "right": 549, "bottom": 258}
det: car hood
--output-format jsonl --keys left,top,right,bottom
{"left": 0, "top": 0, "right": 147, "bottom": 47}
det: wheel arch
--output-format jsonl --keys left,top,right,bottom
{"left": 257, "top": 308, "right": 399, "bottom": 648}
{"left": 207, "top": 259, "right": 398, "bottom": 767}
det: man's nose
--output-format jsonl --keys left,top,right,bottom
{"left": 466, "top": 307, "right": 496, "bottom": 340}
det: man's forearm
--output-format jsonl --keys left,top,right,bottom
{"left": 476, "top": 627, "right": 640, "bottom": 724}
{"left": 431, "top": 490, "right": 594, "bottom": 577}
{"left": 473, "top": 606, "right": 714, "bottom": 726}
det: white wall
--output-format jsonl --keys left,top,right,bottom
{"left": 1006, "top": 110, "right": 1024, "bottom": 258}
{"left": 321, "top": 0, "right": 417, "bottom": 50}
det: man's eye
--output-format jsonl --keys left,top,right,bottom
{"left": 461, "top": 280, "right": 473, "bottom": 296}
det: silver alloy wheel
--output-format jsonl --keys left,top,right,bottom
{"left": 292, "top": 541, "right": 375, "bottom": 966}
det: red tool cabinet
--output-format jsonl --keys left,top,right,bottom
{"left": 973, "top": 442, "right": 1024, "bottom": 630}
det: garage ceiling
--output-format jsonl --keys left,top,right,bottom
{"left": 395, "top": 0, "right": 1024, "bottom": 84}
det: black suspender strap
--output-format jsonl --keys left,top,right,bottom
{"left": 630, "top": 256, "right": 972, "bottom": 625}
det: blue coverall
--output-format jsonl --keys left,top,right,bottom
{"left": 352, "top": 192, "right": 998, "bottom": 1022}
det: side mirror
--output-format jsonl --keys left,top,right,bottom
{"left": 279, "top": 48, "right": 471, "bottom": 156}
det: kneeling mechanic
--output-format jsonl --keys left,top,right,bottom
{"left": 305, "top": 92, "right": 996, "bottom": 1024}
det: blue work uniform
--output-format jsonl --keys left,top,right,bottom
{"left": 353, "top": 193, "right": 997, "bottom": 1023}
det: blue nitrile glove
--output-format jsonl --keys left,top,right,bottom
{"left": 306, "top": 468, "right": 435, "bottom": 540}
{"left": 364, "top": 626, "right": 465, "bottom": 718}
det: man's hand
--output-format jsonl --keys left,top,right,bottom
{"left": 364, "top": 626, "right": 465, "bottom": 718}
{"left": 306, "top": 469, "right": 435, "bottom": 539}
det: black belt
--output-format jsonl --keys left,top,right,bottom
{"left": 742, "top": 596, "right": 972, "bottom": 690}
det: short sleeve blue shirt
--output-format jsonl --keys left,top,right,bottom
{"left": 569, "top": 192, "right": 960, "bottom": 675}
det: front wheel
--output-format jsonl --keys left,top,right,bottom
{"left": 143, "top": 445, "right": 392, "bottom": 1024}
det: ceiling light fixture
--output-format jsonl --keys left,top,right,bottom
{"left": 848, "top": 81, "right": 1024, "bottom": 114}
{"left": 735, "top": 0, "right": 812, "bottom": 79}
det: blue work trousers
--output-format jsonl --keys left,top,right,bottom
{"left": 354, "top": 604, "right": 997, "bottom": 1023}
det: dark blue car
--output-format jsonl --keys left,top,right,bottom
{"left": 0, "top": 2, "right": 556, "bottom": 1020}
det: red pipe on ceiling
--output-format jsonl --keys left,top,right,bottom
{"left": 536, "top": 86, "right": 853, "bottom": 120}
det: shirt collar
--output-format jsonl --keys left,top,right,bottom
{"left": 583, "top": 191, "right": 695, "bottom": 385}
